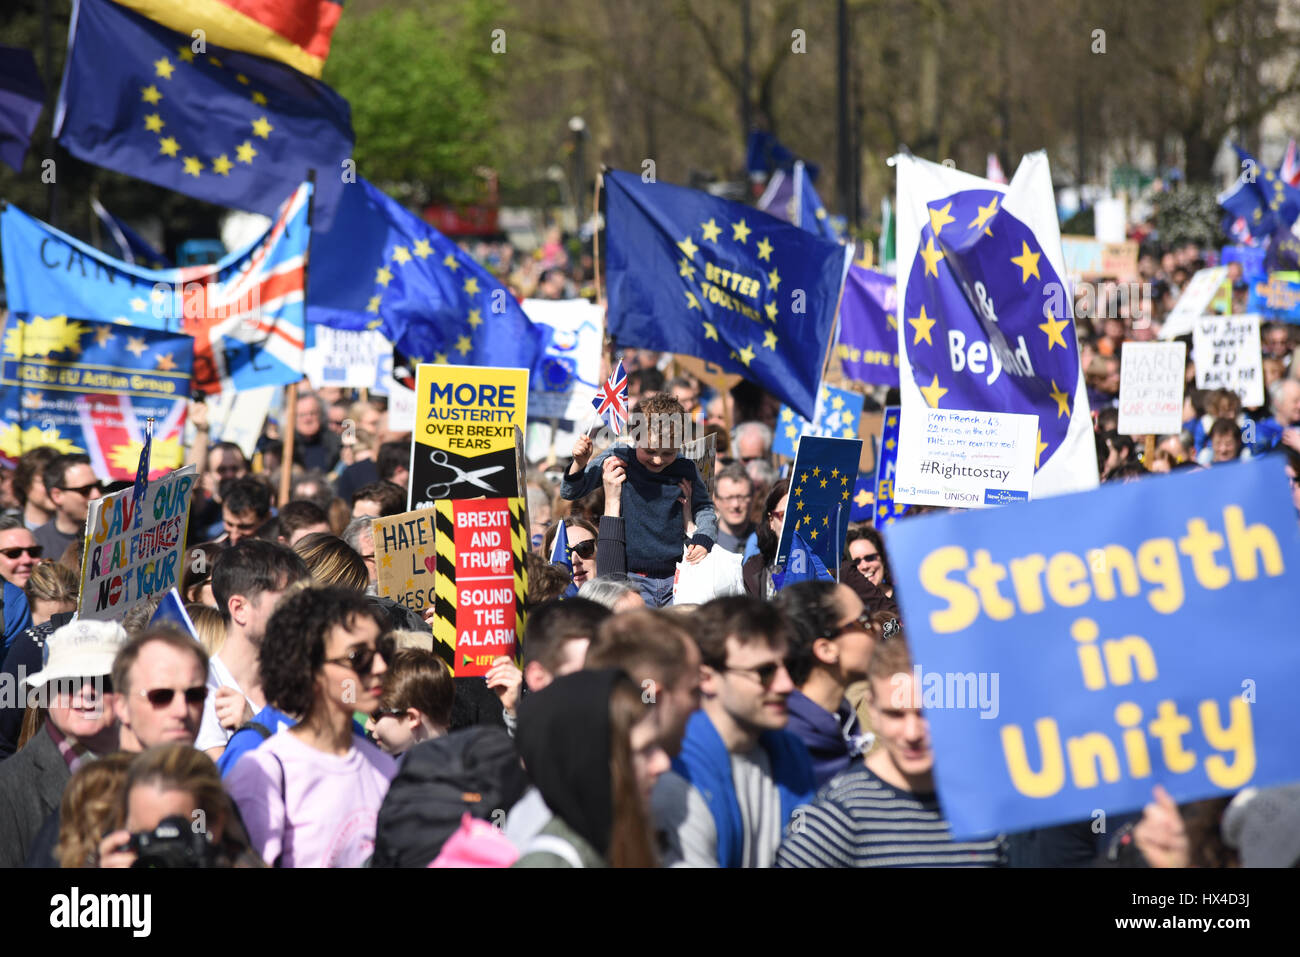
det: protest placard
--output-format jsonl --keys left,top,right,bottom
{"left": 774, "top": 435, "right": 863, "bottom": 570}
{"left": 1247, "top": 273, "right": 1300, "bottom": 322}
{"left": 1117, "top": 341, "right": 1186, "bottom": 436}
{"left": 772, "top": 385, "right": 863, "bottom": 459}
{"left": 78, "top": 465, "right": 197, "bottom": 622}
{"left": 304, "top": 327, "right": 390, "bottom": 390}
{"left": 409, "top": 363, "right": 529, "bottom": 509}
{"left": 522, "top": 298, "right": 604, "bottom": 421}
{"left": 872, "top": 406, "right": 911, "bottom": 528}
{"left": 1193, "top": 314, "right": 1264, "bottom": 408}
{"left": 374, "top": 507, "right": 439, "bottom": 614}
{"left": 1161, "top": 266, "right": 1229, "bottom": 339}
{"left": 682, "top": 432, "right": 717, "bottom": 496}
{"left": 893, "top": 408, "right": 1038, "bottom": 508}
{"left": 884, "top": 459, "right": 1300, "bottom": 839}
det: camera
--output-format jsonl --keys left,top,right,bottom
{"left": 127, "top": 815, "right": 219, "bottom": 868}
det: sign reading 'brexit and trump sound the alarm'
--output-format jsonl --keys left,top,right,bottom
{"left": 409, "top": 363, "right": 529, "bottom": 510}
{"left": 884, "top": 460, "right": 1300, "bottom": 840}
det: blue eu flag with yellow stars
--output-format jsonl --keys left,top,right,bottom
{"left": 771, "top": 384, "right": 863, "bottom": 459}
{"left": 872, "top": 406, "right": 910, "bottom": 528}
{"left": 775, "top": 435, "right": 862, "bottom": 573}
{"left": 895, "top": 152, "right": 1098, "bottom": 498}
{"left": 604, "top": 169, "right": 851, "bottom": 421}
{"left": 1218, "top": 144, "right": 1300, "bottom": 242}
{"left": 794, "top": 162, "right": 841, "bottom": 243}
{"left": 310, "top": 178, "right": 542, "bottom": 371}
{"left": 54, "top": 0, "right": 353, "bottom": 230}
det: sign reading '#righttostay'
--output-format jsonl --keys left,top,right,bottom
{"left": 884, "top": 460, "right": 1300, "bottom": 840}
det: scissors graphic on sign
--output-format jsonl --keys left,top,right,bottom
{"left": 425, "top": 450, "right": 504, "bottom": 499}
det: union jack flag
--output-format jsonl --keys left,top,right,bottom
{"left": 592, "top": 359, "right": 629, "bottom": 435}
{"left": 1283, "top": 139, "right": 1300, "bottom": 188}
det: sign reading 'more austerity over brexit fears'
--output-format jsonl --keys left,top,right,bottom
{"left": 409, "top": 363, "right": 529, "bottom": 510}
{"left": 79, "top": 465, "right": 197, "bottom": 622}
{"left": 884, "top": 460, "right": 1300, "bottom": 840}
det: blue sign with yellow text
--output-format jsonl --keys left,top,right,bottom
{"left": 884, "top": 460, "right": 1300, "bottom": 840}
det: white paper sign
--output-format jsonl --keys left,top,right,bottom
{"left": 521, "top": 298, "right": 605, "bottom": 421}
{"left": 1161, "top": 267, "right": 1228, "bottom": 339}
{"left": 196, "top": 385, "right": 276, "bottom": 459}
{"left": 893, "top": 408, "right": 1038, "bottom": 508}
{"left": 304, "top": 328, "right": 390, "bottom": 389}
{"left": 1193, "top": 314, "right": 1264, "bottom": 408}
{"left": 1118, "top": 341, "right": 1187, "bottom": 436}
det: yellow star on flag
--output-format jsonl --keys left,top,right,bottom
{"left": 820, "top": 478, "right": 827, "bottom": 488}
{"left": 885, "top": 438, "right": 896, "bottom": 450}
{"left": 236, "top": 73, "right": 249, "bottom": 85}
{"left": 677, "top": 236, "right": 699, "bottom": 260}
{"left": 831, "top": 468, "right": 839, "bottom": 477}
{"left": 796, "top": 500, "right": 804, "bottom": 511}
{"left": 1039, "top": 311, "right": 1069, "bottom": 351}
{"left": 375, "top": 266, "right": 393, "bottom": 286}
{"left": 94, "top": 325, "right": 114, "bottom": 347}
{"left": 678, "top": 258, "right": 695, "bottom": 280}
{"left": 129, "top": 298, "right": 146, "bottom": 312}
{"left": 455, "top": 335, "right": 473, "bottom": 355}
{"left": 700, "top": 219, "right": 722, "bottom": 243}
{"left": 887, "top": 415, "right": 897, "bottom": 426}
{"left": 414, "top": 239, "right": 432, "bottom": 258}
{"left": 177, "top": 47, "right": 194, "bottom": 63}
{"left": 1011, "top": 241, "right": 1041, "bottom": 282}
{"left": 878, "top": 505, "right": 887, "bottom": 517}
{"left": 251, "top": 116, "right": 273, "bottom": 139}
{"left": 443, "top": 254, "right": 460, "bottom": 271}
{"left": 468, "top": 309, "right": 483, "bottom": 329}
{"left": 156, "top": 352, "right": 177, "bottom": 371}
{"left": 756, "top": 237, "right": 773, "bottom": 261}
{"left": 785, "top": 425, "right": 797, "bottom": 438}
{"left": 768, "top": 268, "right": 781, "bottom": 292}
{"left": 158, "top": 137, "right": 179, "bottom": 157}
{"left": 822, "top": 516, "right": 829, "bottom": 526}
{"left": 920, "top": 374, "right": 948, "bottom": 408}
{"left": 209, "top": 56, "right": 223, "bottom": 67}
{"left": 765, "top": 301, "right": 778, "bottom": 322}
{"left": 919, "top": 236, "right": 944, "bottom": 277}
{"left": 731, "top": 219, "right": 751, "bottom": 244}
{"left": 434, "top": 353, "right": 449, "bottom": 364}
{"left": 367, "top": 295, "right": 382, "bottom": 313}
{"left": 154, "top": 58, "right": 174, "bottom": 80}
{"left": 781, "top": 408, "right": 794, "bottom": 422}
{"left": 831, "top": 397, "right": 844, "bottom": 410}
{"left": 211, "top": 154, "right": 233, "bottom": 176}
{"left": 393, "top": 246, "right": 411, "bottom": 265}
{"left": 908, "top": 305, "right": 936, "bottom": 345}
{"left": 143, "top": 114, "right": 164, "bottom": 133}
{"left": 235, "top": 140, "right": 257, "bottom": 163}
{"left": 855, "top": 489, "right": 870, "bottom": 508}
{"left": 762, "top": 329, "right": 778, "bottom": 350}
{"left": 125, "top": 337, "right": 148, "bottom": 357}
{"left": 969, "top": 196, "right": 998, "bottom": 231}
{"left": 1049, "top": 379, "right": 1071, "bottom": 418}
{"left": 686, "top": 291, "right": 701, "bottom": 310}
{"left": 463, "top": 277, "right": 480, "bottom": 295}
{"left": 1035, "top": 428, "right": 1049, "bottom": 469}
{"left": 252, "top": 91, "right": 268, "bottom": 106}
{"left": 182, "top": 156, "right": 203, "bottom": 177}
{"left": 737, "top": 344, "right": 756, "bottom": 366}
{"left": 812, "top": 467, "right": 819, "bottom": 477}
{"left": 928, "top": 201, "right": 955, "bottom": 234}
{"left": 141, "top": 85, "right": 162, "bottom": 104}
{"left": 810, "top": 529, "right": 819, "bottom": 540}
{"left": 702, "top": 321, "right": 718, "bottom": 340}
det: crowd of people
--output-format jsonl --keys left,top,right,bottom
{"left": 0, "top": 223, "right": 1296, "bottom": 869}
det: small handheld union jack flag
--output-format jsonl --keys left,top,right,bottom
{"left": 592, "top": 359, "right": 629, "bottom": 435}
{"left": 131, "top": 417, "right": 153, "bottom": 530}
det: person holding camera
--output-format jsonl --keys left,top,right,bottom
{"left": 96, "top": 744, "right": 260, "bottom": 868}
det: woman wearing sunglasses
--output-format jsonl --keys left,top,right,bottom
{"left": 226, "top": 587, "right": 397, "bottom": 867}
{"left": 742, "top": 479, "right": 789, "bottom": 600}
{"left": 542, "top": 517, "right": 599, "bottom": 589}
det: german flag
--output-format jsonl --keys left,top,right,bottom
{"left": 113, "top": 0, "right": 342, "bottom": 78}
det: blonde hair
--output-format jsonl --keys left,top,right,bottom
{"left": 390, "top": 629, "right": 435, "bottom": 654}
{"left": 186, "top": 604, "right": 228, "bottom": 656}
{"left": 292, "top": 532, "right": 368, "bottom": 591}
{"left": 24, "top": 560, "right": 79, "bottom": 606}
{"left": 58, "top": 752, "right": 132, "bottom": 867}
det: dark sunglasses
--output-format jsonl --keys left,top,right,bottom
{"left": 51, "top": 676, "right": 113, "bottom": 697}
{"left": 326, "top": 634, "right": 395, "bottom": 677}
{"left": 59, "top": 482, "right": 103, "bottom": 496}
{"left": 0, "top": 545, "right": 43, "bottom": 560}
{"left": 853, "top": 551, "right": 881, "bottom": 563}
{"left": 725, "top": 659, "right": 789, "bottom": 689}
{"left": 370, "top": 707, "right": 405, "bottom": 722}
{"left": 138, "top": 686, "right": 208, "bottom": 707}
{"left": 832, "top": 611, "right": 874, "bottom": 637}
{"left": 566, "top": 540, "right": 596, "bottom": 561}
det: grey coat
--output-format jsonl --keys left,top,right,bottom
{"left": 0, "top": 726, "right": 71, "bottom": 868}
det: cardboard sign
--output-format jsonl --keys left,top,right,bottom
{"left": 1060, "top": 236, "right": 1139, "bottom": 281}
{"left": 409, "top": 363, "right": 529, "bottom": 509}
{"left": 78, "top": 465, "right": 197, "bottom": 622}
{"left": 893, "top": 408, "right": 1038, "bottom": 508}
{"left": 775, "top": 435, "right": 863, "bottom": 571}
{"left": 682, "top": 432, "right": 717, "bottom": 497}
{"left": 374, "top": 507, "right": 439, "bottom": 614}
{"left": 884, "top": 459, "right": 1300, "bottom": 840}
{"left": 1117, "top": 341, "right": 1187, "bottom": 436}
{"left": 1193, "top": 314, "right": 1264, "bottom": 409}
{"left": 1161, "top": 267, "right": 1228, "bottom": 339}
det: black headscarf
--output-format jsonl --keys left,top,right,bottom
{"left": 515, "top": 668, "right": 626, "bottom": 858}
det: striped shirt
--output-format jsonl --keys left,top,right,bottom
{"left": 774, "top": 765, "right": 1007, "bottom": 868}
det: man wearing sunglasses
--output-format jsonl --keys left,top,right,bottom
{"left": 34, "top": 454, "right": 103, "bottom": 563}
{"left": 668, "top": 596, "right": 816, "bottom": 868}
{"left": 0, "top": 515, "right": 42, "bottom": 588}
{"left": 112, "top": 626, "right": 211, "bottom": 750}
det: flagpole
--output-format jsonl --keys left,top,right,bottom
{"left": 593, "top": 168, "right": 605, "bottom": 308}
{"left": 817, "top": 244, "right": 856, "bottom": 399}
{"left": 281, "top": 382, "right": 298, "bottom": 505}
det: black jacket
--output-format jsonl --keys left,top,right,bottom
{"left": 0, "top": 725, "right": 72, "bottom": 867}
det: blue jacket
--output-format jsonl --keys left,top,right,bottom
{"left": 2, "top": 583, "right": 31, "bottom": 656}
{"left": 785, "top": 690, "right": 873, "bottom": 788}
{"left": 561, "top": 446, "right": 716, "bottom": 576}
{"left": 672, "top": 709, "right": 815, "bottom": 868}
{"left": 217, "top": 704, "right": 294, "bottom": 778}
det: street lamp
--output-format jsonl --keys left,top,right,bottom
{"left": 569, "top": 116, "right": 588, "bottom": 224}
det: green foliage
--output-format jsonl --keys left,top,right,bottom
{"left": 1152, "top": 185, "right": 1225, "bottom": 251}
{"left": 324, "top": 0, "right": 504, "bottom": 203}
{"left": 1061, "top": 207, "right": 1095, "bottom": 236}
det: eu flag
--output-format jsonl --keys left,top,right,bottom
{"left": 771, "top": 531, "right": 834, "bottom": 591}
{"left": 1218, "top": 144, "right": 1300, "bottom": 242}
{"left": 604, "top": 169, "right": 850, "bottom": 420}
{"left": 54, "top": 0, "right": 353, "bottom": 229}
{"left": 309, "top": 178, "right": 542, "bottom": 372}
{"left": 794, "top": 162, "right": 840, "bottom": 242}
{"left": 0, "top": 44, "right": 44, "bottom": 173}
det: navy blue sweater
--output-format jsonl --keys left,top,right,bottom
{"left": 561, "top": 446, "right": 716, "bottom": 577}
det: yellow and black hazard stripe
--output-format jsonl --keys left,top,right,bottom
{"left": 508, "top": 496, "right": 529, "bottom": 665}
{"left": 432, "top": 500, "right": 457, "bottom": 672}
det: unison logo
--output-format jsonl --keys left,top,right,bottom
{"left": 49, "top": 888, "right": 151, "bottom": 937}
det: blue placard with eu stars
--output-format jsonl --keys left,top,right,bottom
{"left": 872, "top": 405, "right": 911, "bottom": 528}
{"left": 604, "top": 169, "right": 850, "bottom": 421}
{"left": 308, "top": 178, "right": 543, "bottom": 373}
{"left": 53, "top": 0, "right": 353, "bottom": 230}
{"left": 1247, "top": 273, "right": 1300, "bottom": 322}
{"left": 894, "top": 152, "right": 1098, "bottom": 499}
{"left": 774, "top": 435, "right": 863, "bottom": 571}
{"left": 771, "top": 384, "right": 863, "bottom": 459}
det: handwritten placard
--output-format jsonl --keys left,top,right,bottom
{"left": 1193, "top": 314, "right": 1264, "bottom": 408}
{"left": 893, "top": 408, "right": 1037, "bottom": 508}
{"left": 1118, "top": 341, "right": 1186, "bottom": 436}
